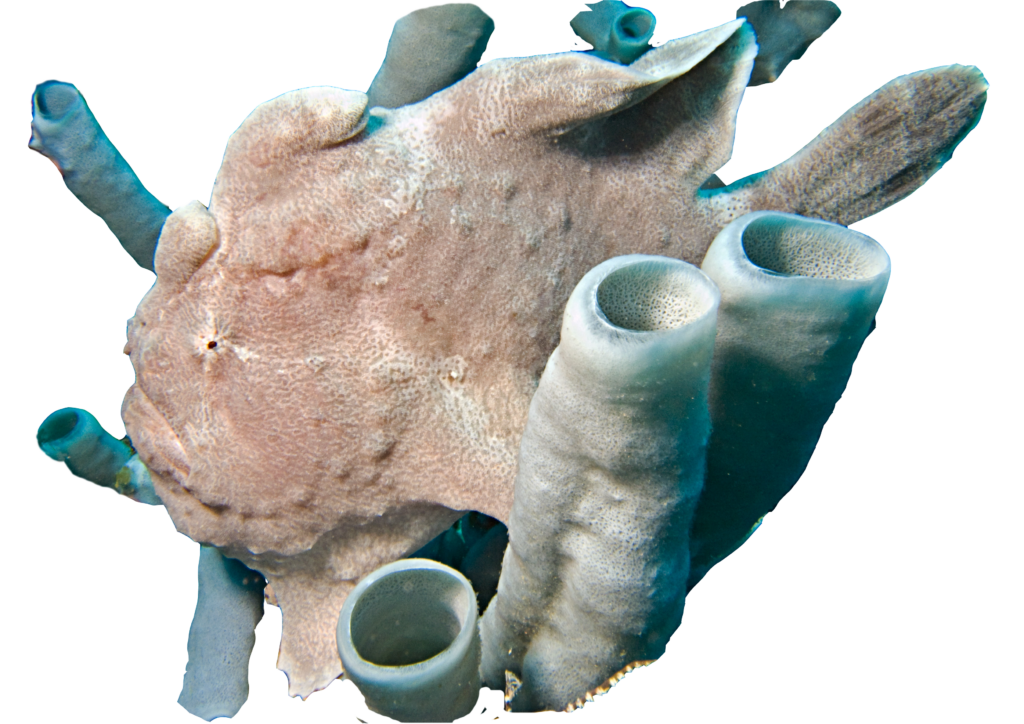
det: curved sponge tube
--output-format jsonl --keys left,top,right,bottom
{"left": 366, "top": 4, "right": 494, "bottom": 109}
{"left": 37, "top": 407, "right": 134, "bottom": 489}
{"left": 178, "top": 546, "right": 266, "bottom": 721}
{"left": 570, "top": 1, "right": 656, "bottom": 65}
{"left": 480, "top": 255, "right": 719, "bottom": 711}
{"left": 29, "top": 81, "right": 170, "bottom": 270}
{"left": 688, "top": 211, "right": 890, "bottom": 590}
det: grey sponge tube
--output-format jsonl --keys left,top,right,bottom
{"left": 178, "top": 546, "right": 266, "bottom": 721}
{"left": 337, "top": 559, "right": 480, "bottom": 722}
{"left": 29, "top": 81, "right": 170, "bottom": 270}
{"left": 479, "top": 255, "right": 720, "bottom": 711}
{"left": 366, "top": 4, "right": 494, "bottom": 109}
{"left": 688, "top": 211, "right": 890, "bottom": 590}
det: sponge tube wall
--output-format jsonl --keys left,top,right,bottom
{"left": 337, "top": 559, "right": 480, "bottom": 722}
{"left": 480, "top": 255, "right": 719, "bottom": 711}
{"left": 688, "top": 211, "right": 891, "bottom": 588}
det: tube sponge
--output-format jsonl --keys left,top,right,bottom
{"left": 336, "top": 559, "right": 480, "bottom": 722}
{"left": 37, "top": 407, "right": 134, "bottom": 489}
{"left": 479, "top": 255, "right": 720, "bottom": 711}
{"left": 688, "top": 211, "right": 891, "bottom": 590}
{"left": 29, "top": 81, "right": 171, "bottom": 270}
{"left": 737, "top": 1, "right": 842, "bottom": 85}
{"left": 570, "top": 1, "right": 656, "bottom": 65}
{"left": 365, "top": 4, "right": 494, "bottom": 109}
{"left": 178, "top": 547, "right": 266, "bottom": 721}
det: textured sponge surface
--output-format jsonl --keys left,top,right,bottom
{"left": 597, "top": 261, "right": 711, "bottom": 331}
{"left": 742, "top": 214, "right": 889, "bottom": 280}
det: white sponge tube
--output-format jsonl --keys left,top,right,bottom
{"left": 480, "top": 255, "right": 720, "bottom": 711}
{"left": 689, "top": 211, "right": 891, "bottom": 589}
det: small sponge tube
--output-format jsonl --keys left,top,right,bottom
{"left": 480, "top": 255, "right": 719, "bottom": 711}
{"left": 29, "top": 81, "right": 171, "bottom": 270}
{"left": 688, "top": 211, "right": 890, "bottom": 589}
{"left": 37, "top": 407, "right": 133, "bottom": 488}
{"left": 179, "top": 546, "right": 266, "bottom": 721}
{"left": 570, "top": 1, "right": 656, "bottom": 64}
{"left": 366, "top": 4, "right": 494, "bottom": 109}
{"left": 337, "top": 559, "right": 480, "bottom": 722}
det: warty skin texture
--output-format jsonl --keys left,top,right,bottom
{"left": 120, "top": 17, "right": 985, "bottom": 698}
{"left": 123, "top": 22, "right": 752, "bottom": 694}
{"left": 116, "top": 18, "right": 978, "bottom": 696}
{"left": 25, "top": 5, "right": 991, "bottom": 720}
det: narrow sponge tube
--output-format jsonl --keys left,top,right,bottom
{"left": 366, "top": 4, "right": 494, "bottom": 109}
{"left": 37, "top": 407, "right": 134, "bottom": 488}
{"left": 29, "top": 81, "right": 170, "bottom": 270}
{"left": 479, "top": 254, "right": 719, "bottom": 711}
{"left": 688, "top": 211, "right": 891, "bottom": 590}
{"left": 570, "top": 1, "right": 656, "bottom": 65}
{"left": 178, "top": 546, "right": 266, "bottom": 721}
{"left": 337, "top": 559, "right": 480, "bottom": 722}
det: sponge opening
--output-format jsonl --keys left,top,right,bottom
{"left": 742, "top": 216, "right": 888, "bottom": 280}
{"left": 597, "top": 261, "right": 711, "bottom": 332}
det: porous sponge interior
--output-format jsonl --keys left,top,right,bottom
{"left": 597, "top": 261, "right": 709, "bottom": 331}
{"left": 742, "top": 216, "right": 888, "bottom": 280}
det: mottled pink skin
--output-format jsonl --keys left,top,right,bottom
{"left": 120, "top": 17, "right": 986, "bottom": 696}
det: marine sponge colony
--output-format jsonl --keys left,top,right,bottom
{"left": 28, "top": 1, "right": 986, "bottom": 721}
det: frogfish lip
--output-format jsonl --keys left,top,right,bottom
{"left": 121, "top": 383, "right": 191, "bottom": 491}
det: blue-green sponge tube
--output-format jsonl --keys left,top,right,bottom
{"left": 337, "top": 559, "right": 480, "bottom": 722}
{"left": 737, "top": 0, "right": 841, "bottom": 86}
{"left": 178, "top": 546, "right": 266, "bottom": 721}
{"left": 37, "top": 407, "right": 133, "bottom": 488}
{"left": 29, "top": 81, "right": 170, "bottom": 270}
{"left": 570, "top": 1, "right": 656, "bottom": 65}
{"left": 480, "top": 255, "right": 719, "bottom": 711}
{"left": 366, "top": 4, "right": 494, "bottom": 109}
{"left": 688, "top": 211, "right": 891, "bottom": 590}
